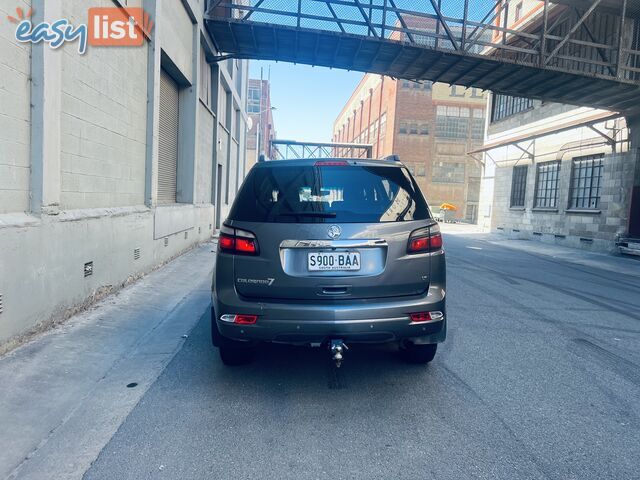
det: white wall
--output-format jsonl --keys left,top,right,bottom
{"left": 0, "top": 0, "right": 249, "bottom": 348}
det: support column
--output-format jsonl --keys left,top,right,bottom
{"left": 144, "top": 0, "right": 161, "bottom": 207}
{"left": 624, "top": 114, "right": 640, "bottom": 237}
{"left": 176, "top": 19, "right": 199, "bottom": 204}
{"left": 30, "top": 0, "right": 62, "bottom": 215}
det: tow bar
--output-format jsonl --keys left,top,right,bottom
{"left": 329, "top": 339, "right": 348, "bottom": 368}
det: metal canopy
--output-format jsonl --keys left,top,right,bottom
{"left": 467, "top": 111, "right": 622, "bottom": 154}
{"left": 205, "top": 0, "right": 640, "bottom": 115}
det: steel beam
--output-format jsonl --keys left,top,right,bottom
{"left": 353, "top": 0, "right": 379, "bottom": 38}
{"left": 544, "top": 0, "right": 604, "bottom": 65}
{"left": 428, "top": 0, "right": 459, "bottom": 50}
{"left": 617, "top": 0, "right": 629, "bottom": 78}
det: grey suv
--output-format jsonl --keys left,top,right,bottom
{"left": 211, "top": 157, "right": 446, "bottom": 366}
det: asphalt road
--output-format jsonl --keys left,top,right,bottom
{"left": 83, "top": 233, "right": 640, "bottom": 480}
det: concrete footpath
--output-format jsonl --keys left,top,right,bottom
{"left": 0, "top": 244, "right": 215, "bottom": 480}
{"left": 441, "top": 223, "right": 640, "bottom": 279}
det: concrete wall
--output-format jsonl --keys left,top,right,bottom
{"left": 482, "top": 97, "right": 635, "bottom": 252}
{"left": 0, "top": 0, "right": 249, "bottom": 348}
{"left": 491, "top": 149, "right": 635, "bottom": 252}
{"left": 60, "top": 0, "right": 148, "bottom": 210}
{"left": 197, "top": 103, "right": 215, "bottom": 204}
{"left": 0, "top": 0, "right": 31, "bottom": 214}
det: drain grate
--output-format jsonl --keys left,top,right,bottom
{"left": 134, "top": 248, "right": 141, "bottom": 260}
{"left": 84, "top": 262, "right": 93, "bottom": 277}
{"left": 164, "top": 237, "right": 169, "bottom": 247}
{"left": 0, "top": 294, "right": 3, "bottom": 315}
{"left": 184, "top": 231, "right": 188, "bottom": 240}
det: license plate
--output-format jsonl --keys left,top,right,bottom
{"left": 307, "top": 252, "right": 361, "bottom": 271}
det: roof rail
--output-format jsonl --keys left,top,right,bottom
{"left": 381, "top": 154, "right": 401, "bottom": 162}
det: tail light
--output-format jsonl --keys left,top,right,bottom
{"left": 407, "top": 224, "right": 443, "bottom": 254}
{"left": 220, "top": 314, "right": 258, "bottom": 325}
{"left": 218, "top": 225, "right": 259, "bottom": 256}
{"left": 410, "top": 311, "right": 444, "bottom": 323}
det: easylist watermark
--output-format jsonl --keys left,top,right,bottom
{"left": 7, "top": 6, "right": 154, "bottom": 55}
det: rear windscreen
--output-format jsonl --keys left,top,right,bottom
{"left": 229, "top": 165, "right": 431, "bottom": 223}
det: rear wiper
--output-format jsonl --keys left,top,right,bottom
{"left": 277, "top": 212, "right": 337, "bottom": 218}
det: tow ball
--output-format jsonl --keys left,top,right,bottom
{"left": 329, "top": 339, "right": 348, "bottom": 368}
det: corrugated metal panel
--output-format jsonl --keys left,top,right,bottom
{"left": 158, "top": 69, "right": 179, "bottom": 204}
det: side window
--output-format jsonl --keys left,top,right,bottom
{"left": 534, "top": 161, "right": 560, "bottom": 208}
{"left": 510, "top": 165, "right": 528, "bottom": 207}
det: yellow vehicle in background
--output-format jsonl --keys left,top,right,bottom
{"left": 435, "top": 203, "right": 458, "bottom": 223}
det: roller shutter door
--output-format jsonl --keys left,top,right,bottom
{"left": 158, "top": 69, "right": 179, "bottom": 204}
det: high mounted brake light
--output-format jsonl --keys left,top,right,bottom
{"left": 218, "top": 226, "right": 259, "bottom": 256}
{"left": 407, "top": 224, "right": 443, "bottom": 254}
{"left": 314, "top": 160, "right": 349, "bottom": 166}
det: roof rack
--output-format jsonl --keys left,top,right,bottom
{"left": 380, "top": 155, "right": 401, "bottom": 162}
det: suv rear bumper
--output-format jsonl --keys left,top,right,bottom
{"left": 212, "top": 287, "right": 446, "bottom": 345}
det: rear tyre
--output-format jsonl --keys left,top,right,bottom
{"left": 211, "top": 307, "right": 255, "bottom": 366}
{"left": 401, "top": 342, "right": 437, "bottom": 364}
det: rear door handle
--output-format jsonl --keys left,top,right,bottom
{"left": 321, "top": 286, "right": 350, "bottom": 295}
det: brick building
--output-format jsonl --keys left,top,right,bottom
{"left": 0, "top": 0, "right": 250, "bottom": 348}
{"left": 333, "top": 75, "right": 487, "bottom": 222}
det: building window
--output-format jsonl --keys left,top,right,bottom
{"left": 515, "top": 2, "right": 523, "bottom": 22}
{"left": 199, "top": 47, "right": 212, "bottom": 108}
{"left": 420, "top": 124, "right": 429, "bottom": 135}
{"left": 491, "top": 94, "right": 534, "bottom": 122}
{"left": 471, "top": 119, "right": 484, "bottom": 140}
{"left": 471, "top": 88, "right": 483, "bottom": 98}
{"left": 234, "top": 108, "right": 241, "bottom": 141}
{"left": 534, "top": 161, "right": 560, "bottom": 208}
{"left": 435, "top": 105, "right": 477, "bottom": 140}
{"left": 510, "top": 165, "right": 528, "bottom": 207}
{"left": 402, "top": 80, "right": 411, "bottom": 89}
{"left": 433, "top": 161, "right": 465, "bottom": 183}
{"left": 409, "top": 123, "right": 418, "bottom": 135}
{"left": 450, "top": 85, "right": 465, "bottom": 97}
{"left": 248, "top": 85, "right": 261, "bottom": 113}
{"left": 398, "top": 122, "right": 407, "bottom": 134}
{"left": 569, "top": 154, "right": 604, "bottom": 209}
{"left": 417, "top": 164, "right": 426, "bottom": 176}
{"left": 436, "top": 116, "right": 469, "bottom": 139}
{"left": 219, "top": 88, "right": 231, "bottom": 130}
